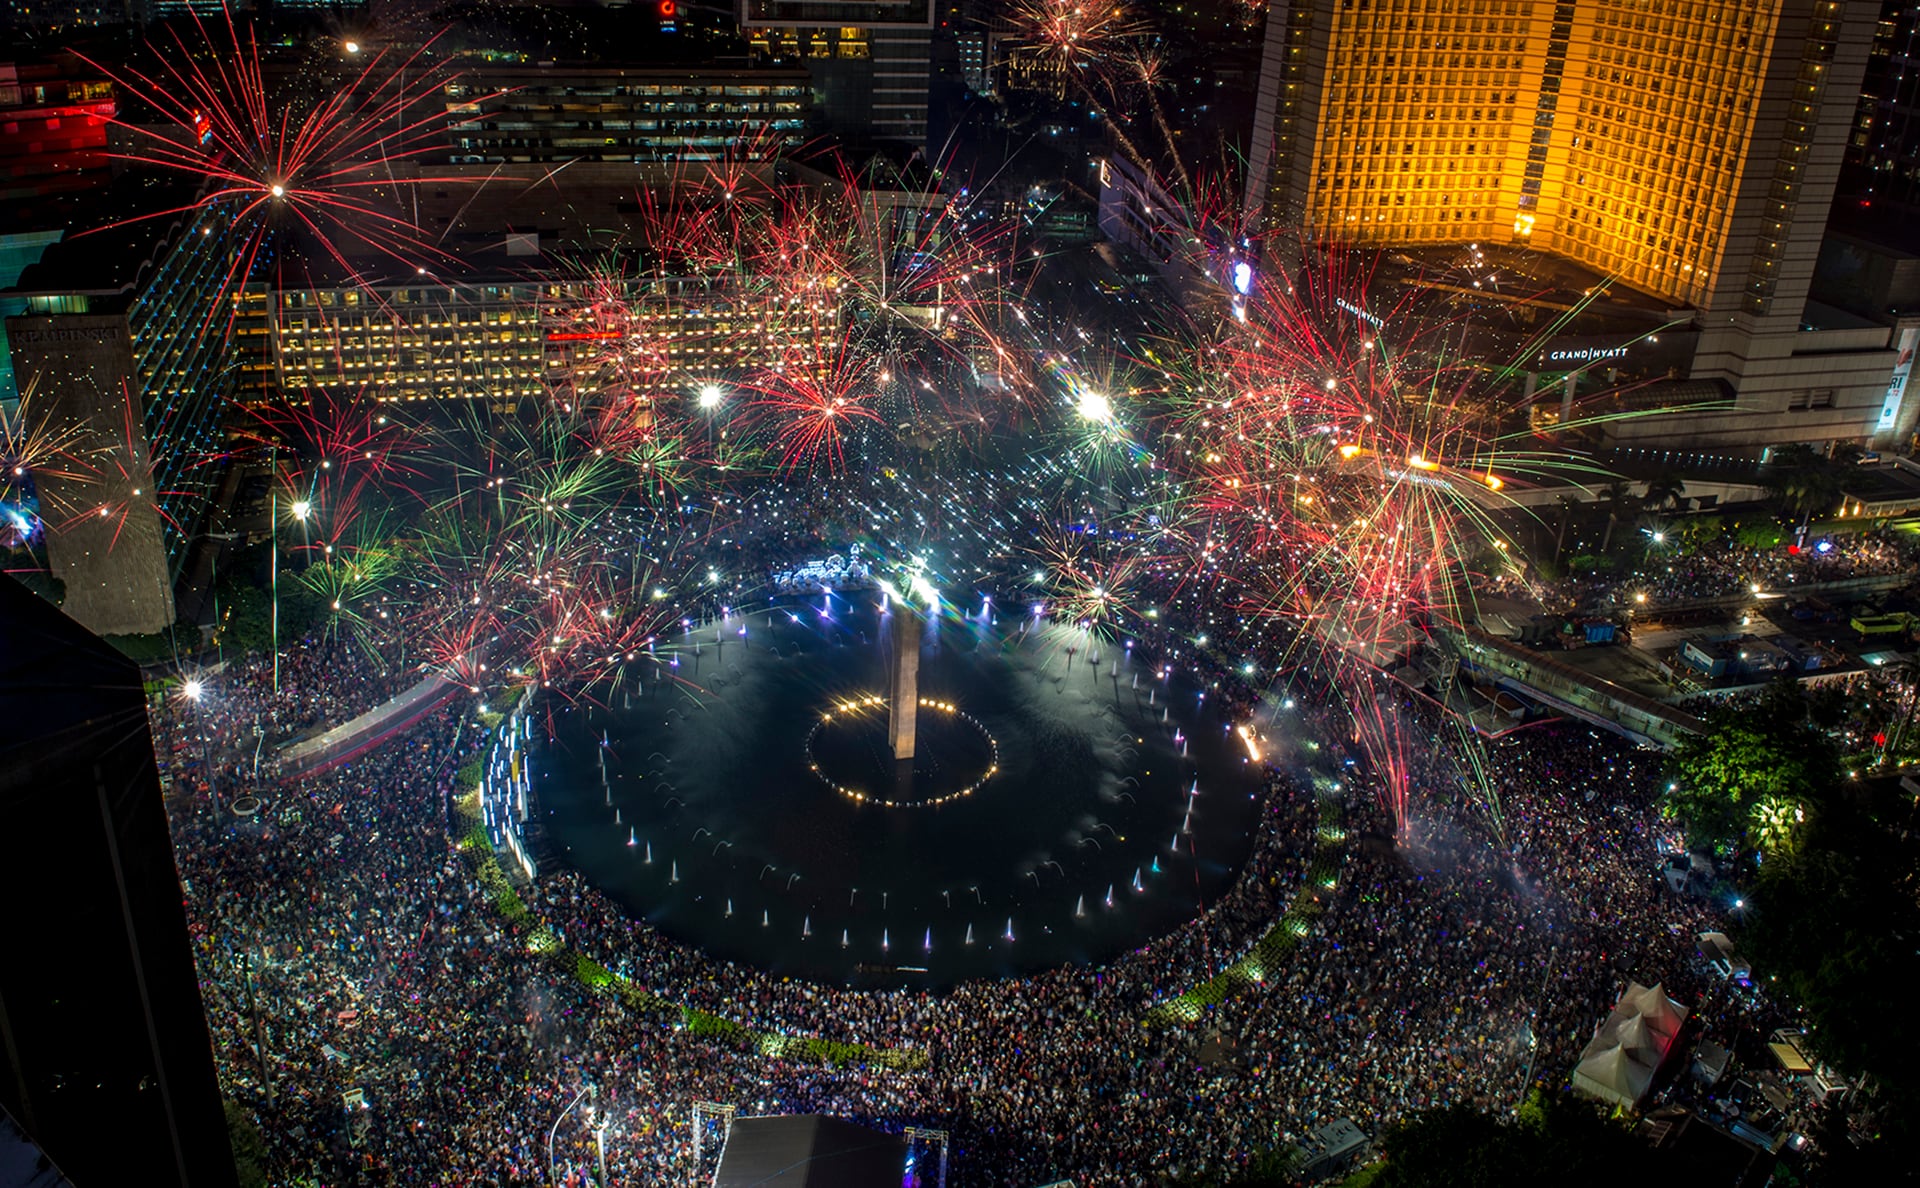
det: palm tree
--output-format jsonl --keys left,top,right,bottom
{"left": 1599, "top": 480, "right": 1640, "bottom": 553}
{"left": 1761, "top": 444, "right": 1839, "bottom": 523}
{"left": 1642, "top": 473, "right": 1687, "bottom": 512}
{"left": 1552, "top": 493, "right": 1578, "bottom": 565}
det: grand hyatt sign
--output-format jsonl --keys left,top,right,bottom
{"left": 1544, "top": 345, "right": 1630, "bottom": 363}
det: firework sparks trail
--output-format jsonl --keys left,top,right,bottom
{"left": 1153, "top": 247, "right": 1530, "bottom": 840}
{"left": 741, "top": 344, "right": 885, "bottom": 476}
{"left": 1033, "top": 519, "right": 1156, "bottom": 638}
{"left": 79, "top": 6, "right": 498, "bottom": 306}
{"left": 1, "top": 376, "right": 90, "bottom": 488}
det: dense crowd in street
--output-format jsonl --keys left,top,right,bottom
{"left": 1548, "top": 530, "right": 1918, "bottom": 610}
{"left": 151, "top": 524, "right": 1754, "bottom": 1185}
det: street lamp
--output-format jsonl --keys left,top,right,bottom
{"left": 181, "top": 679, "right": 217, "bottom": 820}
{"left": 548, "top": 1084, "right": 590, "bottom": 1187}
{"left": 272, "top": 491, "right": 316, "bottom": 694}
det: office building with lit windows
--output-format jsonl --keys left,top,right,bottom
{"left": 439, "top": 65, "right": 811, "bottom": 165}
{"left": 236, "top": 273, "right": 838, "bottom": 411}
{"left": 741, "top": 0, "right": 935, "bottom": 149}
{"left": 1246, "top": 0, "right": 1920, "bottom": 453}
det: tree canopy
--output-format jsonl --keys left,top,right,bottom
{"left": 1740, "top": 777, "right": 1920, "bottom": 1147}
{"left": 1662, "top": 679, "right": 1839, "bottom": 850}
{"left": 1356, "top": 1091, "right": 1654, "bottom": 1188}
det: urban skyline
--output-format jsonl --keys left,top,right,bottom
{"left": 1, "top": 1, "right": 1917, "bottom": 1186}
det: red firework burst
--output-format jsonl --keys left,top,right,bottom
{"left": 80, "top": 6, "right": 493, "bottom": 295}
{"left": 742, "top": 344, "right": 884, "bottom": 476}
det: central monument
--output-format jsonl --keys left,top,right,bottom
{"left": 886, "top": 606, "right": 922, "bottom": 760}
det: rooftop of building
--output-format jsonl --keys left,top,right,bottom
{"left": 1838, "top": 460, "right": 1920, "bottom": 505}
{"left": 4, "top": 172, "right": 203, "bottom": 298}
{"left": 1799, "top": 299, "right": 1885, "bottom": 332}
{"left": 1380, "top": 243, "right": 1687, "bottom": 325}
{"left": 1827, "top": 198, "right": 1920, "bottom": 260}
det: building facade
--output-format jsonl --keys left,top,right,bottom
{"left": 439, "top": 65, "right": 811, "bottom": 165}
{"left": 240, "top": 274, "right": 841, "bottom": 409}
{"left": 1247, "top": 0, "right": 1906, "bottom": 453}
{"left": 6, "top": 202, "right": 243, "bottom": 632}
{"left": 1841, "top": 1, "right": 1920, "bottom": 215}
{"left": 0, "top": 55, "right": 117, "bottom": 404}
{"left": 741, "top": 0, "right": 935, "bottom": 149}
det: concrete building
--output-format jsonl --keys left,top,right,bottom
{"left": 238, "top": 271, "right": 839, "bottom": 410}
{"left": 6, "top": 202, "right": 244, "bottom": 633}
{"left": 1247, "top": 0, "right": 1917, "bottom": 454}
{"left": 6, "top": 313, "right": 177, "bottom": 635}
{"left": 439, "top": 64, "right": 810, "bottom": 165}
{"left": 1, "top": 0, "right": 133, "bottom": 33}
{"left": 741, "top": 0, "right": 935, "bottom": 150}
{"left": 227, "top": 156, "right": 945, "bottom": 408}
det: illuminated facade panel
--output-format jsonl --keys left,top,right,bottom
{"left": 440, "top": 67, "right": 811, "bottom": 165}
{"left": 241, "top": 278, "right": 841, "bottom": 406}
{"left": 741, "top": 0, "right": 934, "bottom": 147}
{"left": 1251, "top": 0, "right": 1872, "bottom": 323}
{"left": 1296, "top": 0, "right": 1542, "bottom": 246}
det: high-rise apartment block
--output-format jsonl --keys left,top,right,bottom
{"left": 1248, "top": 0, "right": 1913, "bottom": 452}
{"left": 1842, "top": 2, "right": 1920, "bottom": 211}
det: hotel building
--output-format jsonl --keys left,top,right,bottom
{"left": 1246, "top": 0, "right": 1920, "bottom": 453}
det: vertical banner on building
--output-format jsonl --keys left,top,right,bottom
{"left": 1877, "top": 328, "right": 1918, "bottom": 434}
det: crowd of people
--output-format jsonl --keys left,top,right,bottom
{"left": 151, "top": 547, "right": 1765, "bottom": 1186}
{"left": 1546, "top": 529, "right": 1919, "bottom": 610}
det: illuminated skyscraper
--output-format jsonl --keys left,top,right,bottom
{"left": 1247, "top": 0, "right": 1913, "bottom": 451}
{"left": 1251, "top": 1, "right": 1869, "bottom": 315}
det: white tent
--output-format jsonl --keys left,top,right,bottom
{"left": 1571, "top": 981, "right": 1689, "bottom": 1109}
{"left": 1573, "top": 1044, "right": 1657, "bottom": 1109}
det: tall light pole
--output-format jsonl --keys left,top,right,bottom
{"left": 547, "top": 1083, "right": 589, "bottom": 1187}
{"left": 183, "top": 679, "right": 217, "bottom": 819}
{"left": 696, "top": 382, "right": 725, "bottom": 456}
{"left": 274, "top": 495, "right": 312, "bottom": 695}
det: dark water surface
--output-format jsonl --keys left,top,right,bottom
{"left": 536, "top": 599, "right": 1262, "bottom": 986}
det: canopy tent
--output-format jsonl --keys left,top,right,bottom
{"left": 1571, "top": 981, "right": 1689, "bottom": 1109}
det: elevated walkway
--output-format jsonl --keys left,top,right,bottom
{"left": 1444, "top": 627, "right": 1706, "bottom": 747}
{"left": 277, "top": 675, "right": 459, "bottom": 777}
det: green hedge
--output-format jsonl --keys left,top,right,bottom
{"left": 1143, "top": 799, "right": 1347, "bottom": 1026}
